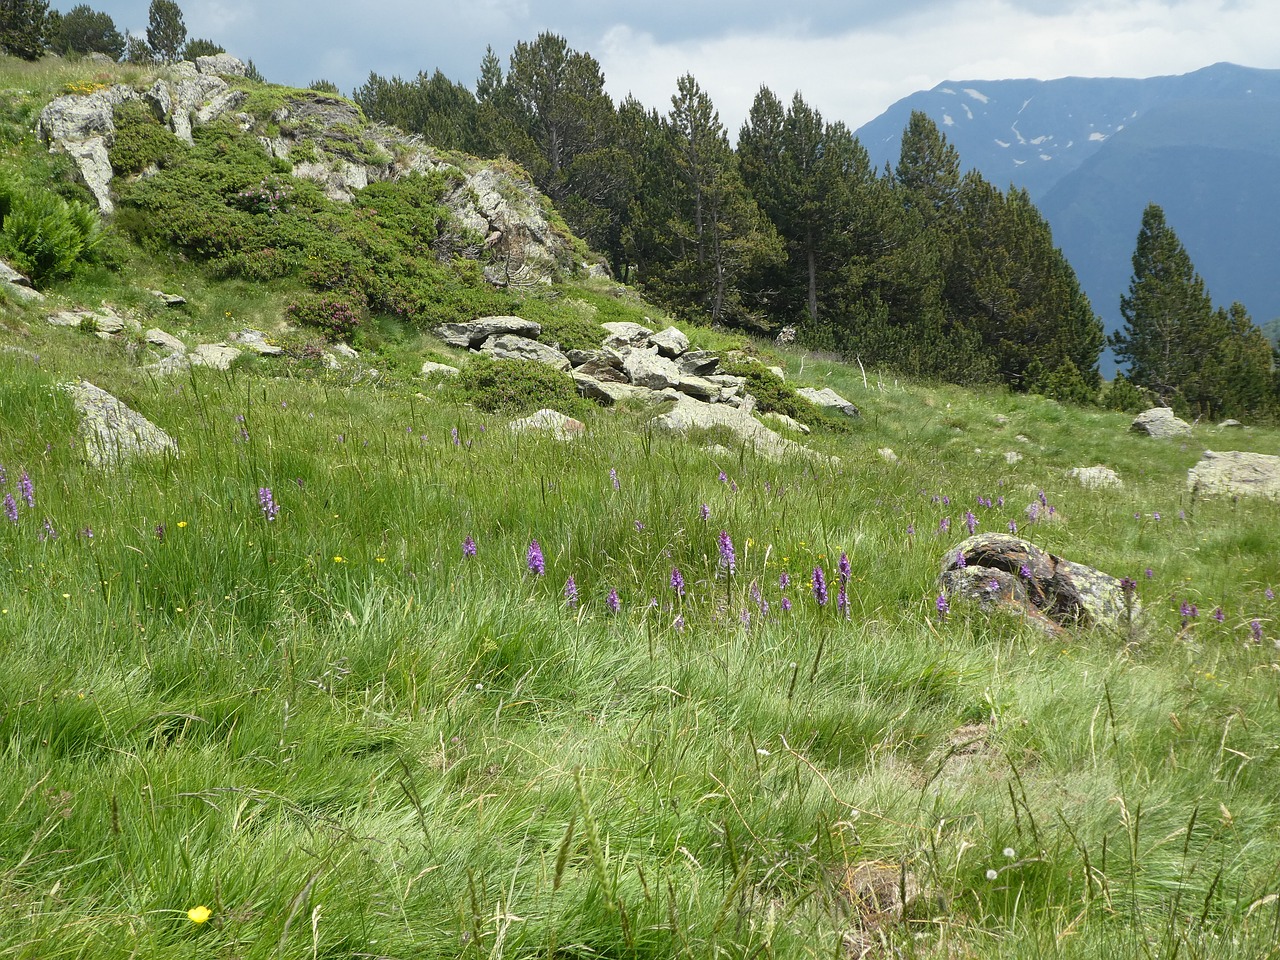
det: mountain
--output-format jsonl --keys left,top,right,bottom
{"left": 856, "top": 63, "right": 1280, "bottom": 366}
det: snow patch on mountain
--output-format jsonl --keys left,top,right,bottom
{"left": 995, "top": 139, "right": 1010, "bottom": 147}
{"left": 942, "top": 113, "right": 954, "bottom": 126}
{"left": 963, "top": 88, "right": 990, "bottom": 103}
{"left": 962, "top": 103, "right": 974, "bottom": 120}
{"left": 1088, "top": 131, "right": 1107, "bottom": 141}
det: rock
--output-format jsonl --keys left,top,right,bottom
{"left": 189, "top": 343, "right": 242, "bottom": 370}
{"left": 229, "top": 329, "right": 283, "bottom": 356}
{"left": 650, "top": 394, "right": 831, "bottom": 464}
{"left": 1004, "top": 451, "right": 1023, "bottom": 464}
{"left": 168, "top": 72, "right": 230, "bottom": 143}
{"left": 331, "top": 343, "right": 359, "bottom": 359}
{"left": 48, "top": 308, "right": 123, "bottom": 333}
{"left": 143, "top": 353, "right": 191, "bottom": 377}
{"left": 441, "top": 164, "right": 568, "bottom": 282}
{"left": 796, "top": 386, "right": 859, "bottom": 418}
{"left": 940, "top": 533, "right": 1136, "bottom": 633}
{"left": 194, "top": 53, "right": 247, "bottom": 77}
{"left": 60, "top": 380, "right": 178, "bottom": 468}
{"left": 435, "top": 316, "right": 541, "bottom": 349}
{"left": 623, "top": 349, "right": 682, "bottom": 390}
{"left": 762, "top": 411, "right": 811, "bottom": 434}
{"left": 1, "top": 259, "right": 43, "bottom": 303}
{"left": 674, "top": 374, "right": 722, "bottom": 400}
{"left": 1068, "top": 465, "right": 1123, "bottom": 489}
{"left": 194, "top": 89, "right": 248, "bottom": 126}
{"left": 1188, "top": 450, "right": 1280, "bottom": 501}
{"left": 575, "top": 355, "right": 628, "bottom": 383}
{"left": 148, "top": 289, "right": 186, "bottom": 307}
{"left": 767, "top": 365, "right": 785, "bottom": 381}
{"left": 564, "top": 348, "right": 598, "bottom": 367}
{"left": 1218, "top": 419, "right": 1244, "bottom": 429}
{"left": 145, "top": 328, "right": 186, "bottom": 353}
{"left": 480, "top": 334, "right": 571, "bottom": 371}
{"left": 648, "top": 326, "right": 689, "bottom": 358}
{"left": 994, "top": 414, "right": 1011, "bottom": 425}
{"left": 574, "top": 374, "right": 661, "bottom": 406}
{"left": 877, "top": 447, "right": 898, "bottom": 463}
{"left": 65, "top": 136, "right": 114, "bottom": 212}
{"left": 508, "top": 408, "right": 585, "bottom": 439}
{"left": 37, "top": 85, "right": 132, "bottom": 144}
{"left": 420, "top": 361, "right": 460, "bottom": 377}
{"left": 1131, "top": 406, "right": 1191, "bottom": 438}
{"left": 600, "top": 321, "right": 654, "bottom": 348}
{"left": 678, "top": 351, "right": 720, "bottom": 377}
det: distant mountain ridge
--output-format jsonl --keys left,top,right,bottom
{"left": 855, "top": 63, "right": 1280, "bottom": 365}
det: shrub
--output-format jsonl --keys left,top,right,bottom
{"left": 1100, "top": 373, "right": 1157, "bottom": 414}
{"left": 285, "top": 290, "right": 368, "bottom": 341}
{"left": 1027, "top": 358, "right": 1098, "bottom": 406}
{"left": 449, "top": 355, "right": 592, "bottom": 419}
{"left": 0, "top": 173, "right": 102, "bottom": 284}
{"left": 717, "top": 356, "right": 849, "bottom": 431}
{"left": 110, "top": 100, "right": 184, "bottom": 176}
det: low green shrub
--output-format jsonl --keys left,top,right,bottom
{"left": 717, "top": 356, "right": 849, "bottom": 431}
{"left": 109, "top": 100, "right": 183, "bottom": 176}
{"left": 0, "top": 171, "right": 102, "bottom": 284}
{"left": 1100, "top": 373, "right": 1156, "bottom": 414}
{"left": 285, "top": 290, "right": 368, "bottom": 341}
{"left": 449, "top": 354, "right": 592, "bottom": 418}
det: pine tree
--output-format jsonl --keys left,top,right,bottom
{"left": 146, "top": 0, "right": 186, "bottom": 63}
{"left": 50, "top": 4, "right": 124, "bottom": 60}
{"left": 1110, "top": 203, "right": 1216, "bottom": 407}
{"left": 0, "top": 0, "right": 52, "bottom": 60}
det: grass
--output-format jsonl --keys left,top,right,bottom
{"left": 4, "top": 50, "right": 1280, "bottom": 960}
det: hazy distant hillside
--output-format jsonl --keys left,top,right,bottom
{"left": 856, "top": 63, "right": 1280, "bottom": 360}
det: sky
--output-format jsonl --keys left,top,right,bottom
{"left": 84, "top": 0, "right": 1280, "bottom": 133}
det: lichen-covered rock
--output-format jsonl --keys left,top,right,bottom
{"left": 189, "top": 343, "right": 242, "bottom": 369}
{"left": 648, "top": 326, "right": 689, "bottom": 358}
{"left": 796, "top": 386, "right": 859, "bottom": 417}
{"left": 677, "top": 351, "right": 719, "bottom": 377}
{"left": 1131, "top": 406, "right": 1191, "bottom": 438}
{"left": 650, "top": 394, "right": 831, "bottom": 464}
{"left": 1188, "top": 449, "right": 1280, "bottom": 500}
{"left": 194, "top": 54, "right": 248, "bottom": 77}
{"left": 480, "top": 334, "right": 570, "bottom": 371}
{"left": 622, "top": 349, "right": 681, "bottom": 390}
{"left": 61, "top": 380, "right": 178, "bottom": 468}
{"left": 1068, "top": 465, "right": 1123, "bottom": 489}
{"left": 145, "top": 328, "right": 186, "bottom": 353}
{"left": 420, "top": 361, "right": 460, "bottom": 377}
{"left": 508, "top": 408, "right": 585, "bottom": 438}
{"left": 601, "top": 321, "right": 654, "bottom": 349}
{"left": 435, "top": 316, "right": 541, "bottom": 349}
{"left": 940, "top": 533, "right": 1136, "bottom": 633}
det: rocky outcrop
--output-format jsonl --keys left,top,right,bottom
{"left": 1131, "top": 407, "right": 1191, "bottom": 438}
{"left": 421, "top": 361, "right": 460, "bottom": 377}
{"left": 940, "top": 533, "right": 1136, "bottom": 633}
{"left": 61, "top": 380, "right": 178, "bottom": 468}
{"left": 509, "top": 408, "right": 585, "bottom": 439}
{"left": 194, "top": 53, "right": 247, "bottom": 78}
{"left": 0, "top": 259, "right": 43, "bottom": 303}
{"left": 189, "top": 343, "right": 242, "bottom": 370}
{"left": 651, "top": 394, "right": 829, "bottom": 464}
{"left": 796, "top": 386, "right": 859, "bottom": 418}
{"left": 435, "top": 316, "right": 542, "bottom": 349}
{"left": 480, "top": 334, "right": 570, "bottom": 371}
{"left": 1188, "top": 450, "right": 1280, "bottom": 500}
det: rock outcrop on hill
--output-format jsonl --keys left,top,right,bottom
{"left": 61, "top": 380, "right": 178, "bottom": 468}
{"left": 1188, "top": 450, "right": 1280, "bottom": 500}
{"left": 36, "top": 59, "right": 577, "bottom": 283}
{"left": 1131, "top": 407, "right": 1191, "bottom": 438}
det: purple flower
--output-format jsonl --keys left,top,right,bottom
{"left": 1019, "top": 564, "right": 1032, "bottom": 579}
{"left": 718, "top": 471, "right": 728, "bottom": 485}
{"left": 964, "top": 511, "right": 978, "bottom": 535}
{"left": 1250, "top": 619, "right": 1264, "bottom": 642}
{"left": 780, "top": 597, "right": 792, "bottom": 613}
{"left": 906, "top": 523, "right": 915, "bottom": 537}
{"left": 80, "top": 526, "right": 94, "bottom": 540}
{"left": 670, "top": 567, "right": 685, "bottom": 597}
{"left": 634, "top": 520, "right": 645, "bottom": 532}
{"left": 1026, "top": 503, "right": 1040, "bottom": 523}
{"left": 700, "top": 503, "right": 710, "bottom": 522}
{"left": 1153, "top": 511, "right": 1161, "bottom": 522}
{"left": 1120, "top": 577, "right": 1137, "bottom": 594}
{"left": 526, "top": 540, "right": 545, "bottom": 576}
{"left": 838, "top": 552, "right": 851, "bottom": 586}
{"left": 997, "top": 496, "right": 1005, "bottom": 508}
{"left": 936, "top": 593, "right": 950, "bottom": 618}
{"left": 451, "top": 427, "right": 460, "bottom": 446}
{"left": 837, "top": 583, "right": 849, "bottom": 617}
{"left": 812, "top": 566, "right": 828, "bottom": 607}
{"left": 258, "top": 486, "right": 279, "bottom": 521}
{"left": 154, "top": 523, "right": 165, "bottom": 541}
{"left": 1038, "top": 490, "right": 1048, "bottom": 507}
{"left": 1213, "top": 607, "right": 1225, "bottom": 623}
{"left": 942, "top": 495, "right": 951, "bottom": 506}
{"left": 18, "top": 470, "right": 33, "bottom": 508}
{"left": 1145, "top": 568, "right": 1154, "bottom": 579}
{"left": 1266, "top": 588, "right": 1275, "bottom": 601}
{"left": 462, "top": 536, "right": 477, "bottom": 558}
{"left": 2, "top": 493, "right": 16, "bottom": 524}
{"left": 564, "top": 576, "right": 578, "bottom": 608}
{"left": 1180, "top": 600, "right": 1198, "bottom": 623}
{"left": 779, "top": 572, "right": 790, "bottom": 590}
{"left": 718, "top": 531, "right": 736, "bottom": 575}
{"left": 988, "top": 579, "right": 1000, "bottom": 593}
{"left": 955, "top": 550, "right": 967, "bottom": 569}
{"left": 39, "top": 517, "right": 57, "bottom": 541}
{"left": 740, "top": 608, "right": 751, "bottom": 627}
{"left": 939, "top": 517, "right": 951, "bottom": 534}
{"left": 606, "top": 588, "right": 620, "bottom": 614}
{"left": 610, "top": 468, "right": 619, "bottom": 491}
{"left": 1008, "top": 520, "right": 1018, "bottom": 534}
{"left": 674, "top": 614, "right": 685, "bottom": 631}
{"left": 0, "top": 464, "right": 6, "bottom": 484}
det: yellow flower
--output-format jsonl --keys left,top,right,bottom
{"left": 333, "top": 556, "right": 346, "bottom": 563}
{"left": 177, "top": 521, "right": 188, "bottom": 528}
{"left": 187, "top": 905, "right": 211, "bottom": 924}
{"left": 375, "top": 557, "right": 386, "bottom": 563}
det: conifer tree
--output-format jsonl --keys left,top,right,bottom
{"left": 146, "top": 0, "right": 186, "bottom": 63}
{"left": 0, "top": 0, "right": 53, "bottom": 60}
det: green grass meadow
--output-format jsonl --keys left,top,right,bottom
{"left": 2, "top": 334, "right": 1280, "bottom": 959}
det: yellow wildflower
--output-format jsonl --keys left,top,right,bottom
{"left": 177, "top": 521, "right": 188, "bottom": 528}
{"left": 333, "top": 556, "right": 346, "bottom": 563}
{"left": 187, "top": 905, "right": 211, "bottom": 924}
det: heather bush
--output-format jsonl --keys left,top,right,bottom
{"left": 449, "top": 354, "right": 592, "bottom": 418}
{"left": 285, "top": 290, "right": 368, "bottom": 341}
{"left": 108, "top": 99, "right": 183, "bottom": 176}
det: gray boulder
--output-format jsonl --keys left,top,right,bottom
{"left": 37, "top": 85, "right": 133, "bottom": 144}
{"left": 189, "top": 343, "right": 242, "bottom": 370}
{"left": 796, "top": 386, "right": 859, "bottom": 418}
{"left": 678, "top": 351, "right": 719, "bottom": 377}
{"left": 649, "top": 326, "right": 689, "bottom": 358}
{"left": 1068, "top": 465, "right": 1123, "bottom": 489}
{"left": 940, "top": 533, "right": 1136, "bottom": 633}
{"left": 61, "top": 380, "right": 178, "bottom": 468}
{"left": 1188, "top": 450, "right": 1280, "bottom": 500}
{"left": 574, "top": 374, "right": 662, "bottom": 406}
{"left": 1, "top": 260, "right": 43, "bottom": 303}
{"left": 623, "top": 349, "right": 682, "bottom": 390}
{"left": 650, "top": 394, "right": 829, "bottom": 464}
{"left": 435, "top": 316, "right": 541, "bottom": 348}
{"left": 1131, "top": 407, "right": 1191, "bottom": 438}
{"left": 509, "top": 408, "right": 585, "bottom": 439}
{"left": 148, "top": 289, "right": 186, "bottom": 307}
{"left": 575, "top": 355, "right": 628, "bottom": 383}
{"left": 1218, "top": 419, "right": 1244, "bottom": 429}
{"left": 64, "top": 137, "right": 115, "bottom": 212}
{"left": 195, "top": 54, "right": 248, "bottom": 77}
{"left": 421, "top": 361, "right": 461, "bottom": 377}
{"left": 480, "top": 334, "right": 570, "bottom": 371}
{"left": 601, "top": 321, "right": 654, "bottom": 348}
{"left": 229, "top": 329, "right": 283, "bottom": 356}
{"left": 145, "top": 328, "right": 186, "bottom": 353}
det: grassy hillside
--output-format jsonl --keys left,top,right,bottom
{"left": 4, "top": 56, "right": 1280, "bottom": 960}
